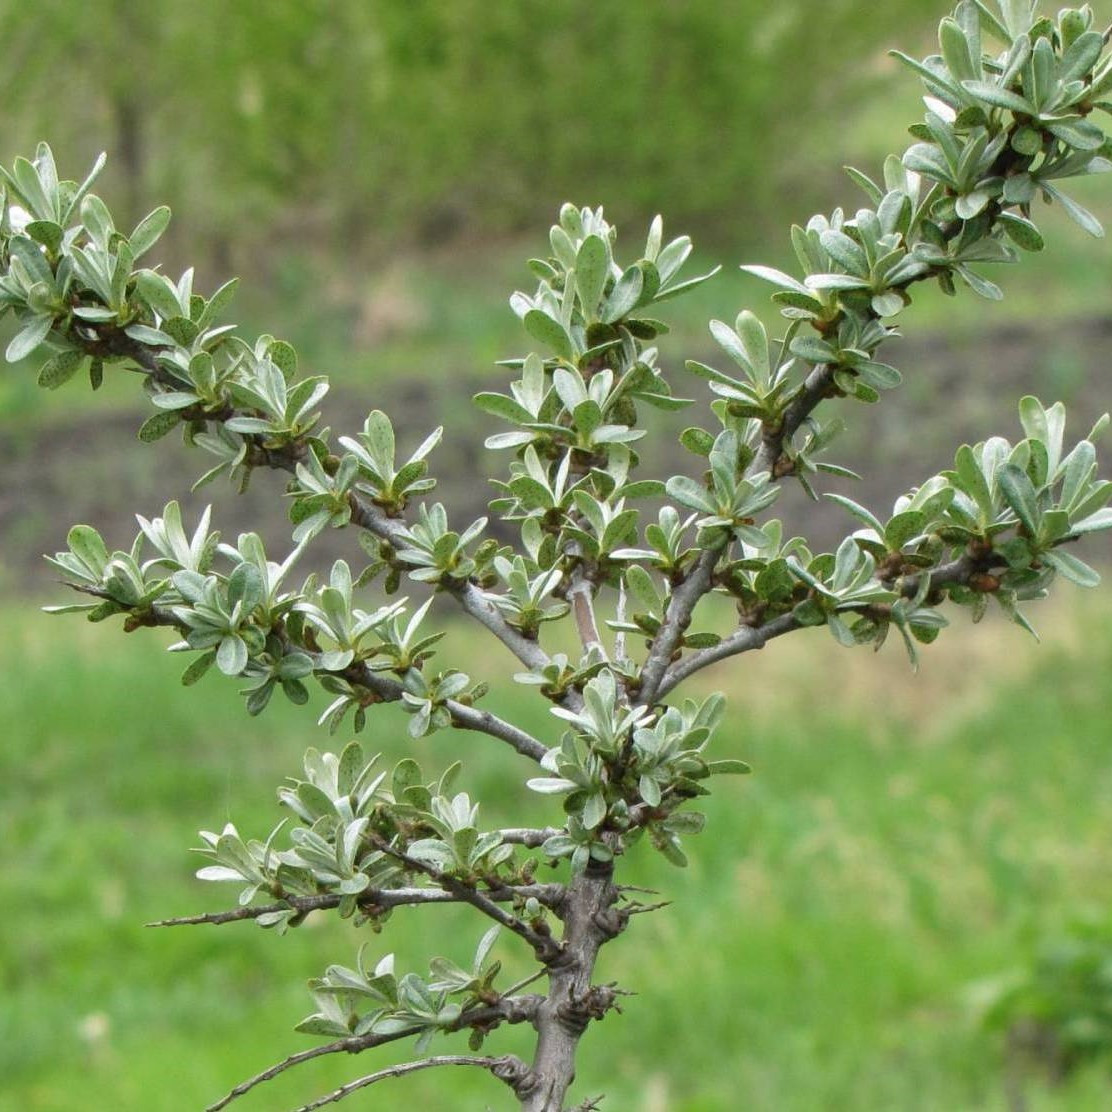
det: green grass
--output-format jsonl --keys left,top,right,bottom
{"left": 4, "top": 591, "right": 1112, "bottom": 1110}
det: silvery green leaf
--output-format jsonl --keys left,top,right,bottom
{"left": 217, "top": 634, "right": 249, "bottom": 676}
{"left": 1041, "top": 183, "right": 1103, "bottom": 237}
{"left": 128, "top": 205, "right": 171, "bottom": 258}
{"left": 6, "top": 314, "right": 52, "bottom": 362}
{"left": 523, "top": 309, "right": 574, "bottom": 360}
{"left": 1041, "top": 548, "right": 1100, "bottom": 587}
{"left": 1045, "top": 118, "right": 1106, "bottom": 152}
{"left": 36, "top": 349, "right": 84, "bottom": 389}
{"left": 602, "top": 265, "right": 644, "bottom": 323}
{"left": 575, "top": 235, "right": 608, "bottom": 316}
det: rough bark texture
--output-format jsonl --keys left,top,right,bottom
{"left": 518, "top": 866, "right": 619, "bottom": 1111}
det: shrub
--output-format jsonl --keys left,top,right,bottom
{"left": 6, "top": 2, "right": 1112, "bottom": 1108}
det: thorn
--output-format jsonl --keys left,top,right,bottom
{"left": 625, "top": 900, "right": 672, "bottom": 917}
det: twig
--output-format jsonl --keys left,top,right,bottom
{"left": 636, "top": 541, "right": 725, "bottom": 707}
{"left": 80, "top": 324, "right": 556, "bottom": 678}
{"left": 656, "top": 611, "right": 800, "bottom": 700}
{"left": 370, "top": 835, "right": 564, "bottom": 961}
{"left": 346, "top": 660, "right": 548, "bottom": 762}
{"left": 655, "top": 548, "right": 1010, "bottom": 699}
{"left": 291, "top": 1055, "right": 515, "bottom": 1111}
{"left": 206, "top": 998, "right": 542, "bottom": 1111}
{"left": 567, "top": 572, "right": 607, "bottom": 659}
{"left": 346, "top": 494, "right": 554, "bottom": 674}
{"left": 146, "top": 881, "right": 566, "bottom": 928}
{"left": 70, "top": 587, "right": 549, "bottom": 763}
{"left": 499, "top": 826, "right": 562, "bottom": 847}
{"left": 623, "top": 900, "right": 672, "bottom": 917}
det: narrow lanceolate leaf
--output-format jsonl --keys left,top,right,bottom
{"left": 1041, "top": 183, "right": 1104, "bottom": 239}
{"left": 961, "top": 80, "right": 1033, "bottom": 114}
{"left": 739, "top": 264, "right": 811, "bottom": 296}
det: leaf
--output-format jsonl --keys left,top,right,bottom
{"left": 268, "top": 339, "right": 298, "bottom": 379}
{"left": 739, "top": 264, "right": 811, "bottom": 296}
{"left": 138, "top": 410, "right": 181, "bottom": 442}
{"left": 819, "top": 229, "right": 868, "bottom": 276}
{"left": 6, "top": 314, "right": 52, "bottom": 362}
{"left": 523, "top": 309, "right": 574, "bottom": 360}
{"left": 998, "top": 212, "right": 1044, "bottom": 252}
{"left": 575, "top": 235, "right": 608, "bottom": 316}
{"left": 706, "top": 759, "right": 751, "bottom": 775}
{"left": 181, "top": 650, "right": 216, "bottom": 686}
{"left": 954, "top": 443, "right": 993, "bottom": 520}
{"left": 1042, "top": 548, "right": 1100, "bottom": 588}
{"left": 472, "top": 391, "right": 533, "bottom": 425}
{"left": 961, "top": 80, "right": 1034, "bottom": 114}
{"left": 1045, "top": 118, "right": 1106, "bottom": 152}
{"left": 128, "top": 205, "right": 171, "bottom": 258}
{"left": 581, "top": 791, "right": 607, "bottom": 830}
{"left": 602, "top": 265, "right": 644, "bottom": 323}
{"left": 665, "top": 476, "right": 715, "bottom": 514}
{"left": 68, "top": 524, "right": 109, "bottom": 575}
{"left": 36, "top": 350, "right": 84, "bottom": 389}
{"left": 1059, "top": 30, "right": 1104, "bottom": 84}
{"left": 1041, "top": 183, "right": 1104, "bottom": 239}
{"left": 217, "top": 634, "right": 248, "bottom": 676}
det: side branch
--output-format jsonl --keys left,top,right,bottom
{"left": 347, "top": 495, "right": 554, "bottom": 675}
{"left": 371, "top": 836, "right": 564, "bottom": 961}
{"left": 147, "top": 880, "right": 567, "bottom": 928}
{"left": 637, "top": 542, "right": 725, "bottom": 706}
{"left": 293, "top": 1055, "right": 529, "bottom": 1112}
{"left": 346, "top": 660, "right": 548, "bottom": 763}
{"left": 751, "top": 363, "right": 837, "bottom": 477}
{"left": 206, "top": 996, "right": 543, "bottom": 1112}
{"left": 74, "top": 588, "right": 549, "bottom": 763}
{"left": 656, "top": 611, "right": 800, "bottom": 700}
{"left": 77, "top": 326, "right": 556, "bottom": 680}
{"left": 655, "top": 548, "right": 1010, "bottom": 699}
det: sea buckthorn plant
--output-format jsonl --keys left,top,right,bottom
{"left": 8, "top": 2, "right": 1112, "bottom": 1108}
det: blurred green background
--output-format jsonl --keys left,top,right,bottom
{"left": 3, "top": 1, "right": 1112, "bottom": 1108}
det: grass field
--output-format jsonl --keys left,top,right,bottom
{"left": 4, "top": 585, "right": 1112, "bottom": 1111}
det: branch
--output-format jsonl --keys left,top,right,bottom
{"left": 370, "top": 835, "right": 564, "bottom": 961}
{"left": 345, "top": 660, "right": 549, "bottom": 763}
{"left": 636, "top": 540, "right": 725, "bottom": 707}
{"left": 655, "top": 548, "right": 1011, "bottom": 699}
{"left": 655, "top": 611, "right": 800, "bottom": 700}
{"left": 346, "top": 494, "right": 554, "bottom": 674}
{"left": 146, "top": 881, "right": 566, "bottom": 928}
{"left": 567, "top": 571, "right": 606, "bottom": 659}
{"left": 206, "top": 995, "right": 543, "bottom": 1111}
{"left": 292, "top": 1055, "right": 524, "bottom": 1111}
{"left": 751, "top": 362, "right": 837, "bottom": 477}
{"left": 72, "top": 587, "right": 550, "bottom": 763}
{"left": 77, "top": 322, "right": 557, "bottom": 678}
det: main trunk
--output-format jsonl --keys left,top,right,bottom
{"left": 519, "top": 865, "right": 618, "bottom": 1111}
